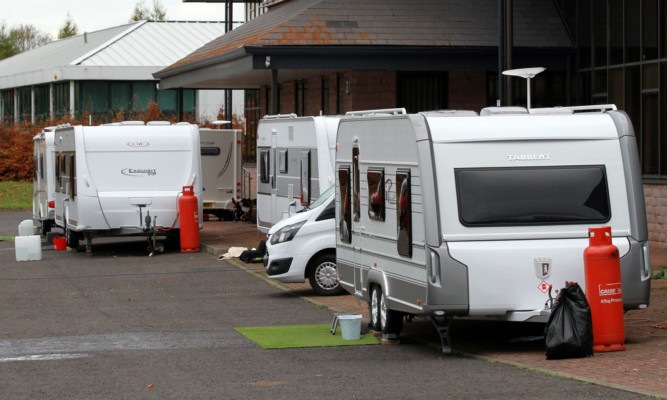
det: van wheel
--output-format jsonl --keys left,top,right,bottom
{"left": 369, "top": 285, "right": 382, "bottom": 331}
{"left": 380, "top": 291, "right": 403, "bottom": 336}
{"left": 65, "top": 227, "right": 79, "bottom": 250}
{"left": 308, "top": 254, "right": 344, "bottom": 296}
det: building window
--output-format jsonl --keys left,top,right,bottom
{"left": 642, "top": 93, "right": 659, "bottom": 175}
{"left": 625, "top": 1, "right": 641, "bottom": 63}
{"left": 321, "top": 76, "right": 330, "bottom": 115}
{"left": 642, "top": 0, "right": 658, "bottom": 60}
{"left": 398, "top": 72, "right": 448, "bottom": 113}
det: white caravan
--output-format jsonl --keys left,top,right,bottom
{"left": 53, "top": 122, "right": 203, "bottom": 254}
{"left": 199, "top": 128, "right": 243, "bottom": 220}
{"left": 32, "top": 127, "right": 58, "bottom": 235}
{"left": 256, "top": 114, "right": 340, "bottom": 233}
{"left": 335, "top": 107, "right": 651, "bottom": 352}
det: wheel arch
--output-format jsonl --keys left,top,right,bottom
{"left": 304, "top": 248, "right": 336, "bottom": 279}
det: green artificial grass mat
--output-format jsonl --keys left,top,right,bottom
{"left": 0, "top": 236, "right": 15, "bottom": 241}
{"left": 235, "top": 324, "right": 379, "bottom": 349}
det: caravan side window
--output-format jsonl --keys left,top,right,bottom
{"left": 259, "top": 148, "right": 270, "bottom": 184}
{"left": 279, "top": 149, "right": 288, "bottom": 173}
{"left": 339, "top": 167, "right": 352, "bottom": 244}
{"left": 300, "top": 150, "right": 311, "bottom": 206}
{"left": 353, "top": 147, "right": 360, "bottom": 222}
{"left": 39, "top": 154, "right": 44, "bottom": 181}
{"left": 68, "top": 154, "right": 76, "bottom": 199}
{"left": 201, "top": 147, "right": 221, "bottom": 156}
{"left": 396, "top": 169, "right": 412, "bottom": 257}
{"left": 367, "top": 169, "right": 385, "bottom": 221}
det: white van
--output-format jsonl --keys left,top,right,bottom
{"left": 199, "top": 128, "right": 243, "bottom": 220}
{"left": 335, "top": 106, "right": 651, "bottom": 350}
{"left": 256, "top": 114, "right": 340, "bottom": 233}
{"left": 264, "top": 184, "right": 342, "bottom": 295}
{"left": 53, "top": 122, "right": 203, "bottom": 254}
{"left": 32, "top": 127, "right": 57, "bottom": 235}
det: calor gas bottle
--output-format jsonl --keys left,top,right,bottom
{"left": 583, "top": 226, "right": 625, "bottom": 352}
{"left": 179, "top": 186, "right": 201, "bottom": 253}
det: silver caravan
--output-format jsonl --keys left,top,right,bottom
{"left": 53, "top": 123, "right": 203, "bottom": 254}
{"left": 256, "top": 114, "right": 340, "bottom": 233}
{"left": 335, "top": 107, "right": 650, "bottom": 351}
{"left": 32, "top": 127, "right": 57, "bottom": 235}
{"left": 200, "top": 128, "right": 243, "bottom": 220}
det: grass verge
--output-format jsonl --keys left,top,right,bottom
{"left": 0, "top": 181, "right": 31, "bottom": 210}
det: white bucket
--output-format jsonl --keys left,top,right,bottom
{"left": 15, "top": 235, "right": 42, "bottom": 262}
{"left": 18, "top": 219, "right": 34, "bottom": 236}
{"left": 338, "top": 314, "right": 362, "bottom": 340}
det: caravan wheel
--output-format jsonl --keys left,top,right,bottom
{"left": 380, "top": 290, "right": 403, "bottom": 336}
{"left": 65, "top": 226, "right": 79, "bottom": 250}
{"left": 369, "top": 286, "right": 381, "bottom": 331}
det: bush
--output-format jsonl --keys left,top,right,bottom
{"left": 0, "top": 108, "right": 243, "bottom": 182}
{"left": 0, "top": 122, "right": 39, "bottom": 182}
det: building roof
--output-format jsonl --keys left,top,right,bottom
{"left": 155, "top": 0, "right": 573, "bottom": 89}
{"left": 0, "top": 20, "right": 228, "bottom": 89}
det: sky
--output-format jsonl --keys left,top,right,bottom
{"left": 0, "top": 0, "right": 246, "bottom": 39}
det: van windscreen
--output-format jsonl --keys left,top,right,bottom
{"left": 455, "top": 166, "right": 610, "bottom": 226}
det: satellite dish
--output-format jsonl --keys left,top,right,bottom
{"left": 211, "top": 120, "right": 231, "bottom": 129}
{"left": 502, "top": 67, "right": 545, "bottom": 111}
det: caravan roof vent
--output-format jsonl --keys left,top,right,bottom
{"left": 345, "top": 108, "right": 407, "bottom": 117}
{"left": 147, "top": 121, "right": 171, "bottom": 126}
{"left": 480, "top": 107, "right": 528, "bottom": 116}
{"left": 263, "top": 113, "right": 298, "bottom": 120}
{"left": 420, "top": 110, "right": 478, "bottom": 117}
{"left": 565, "top": 104, "right": 617, "bottom": 113}
{"left": 528, "top": 107, "right": 573, "bottom": 115}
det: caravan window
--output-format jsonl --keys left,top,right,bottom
{"left": 396, "top": 170, "right": 412, "bottom": 257}
{"left": 368, "top": 169, "right": 385, "bottom": 221}
{"left": 353, "top": 147, "right": 360, "bottom": 222}
{"left": 55, "top": 154, "right": 61, "bottom": 191}
{"left": 201, "top": 147, "right": 221, "bottom": 156}
{"left": 300, "top": 150, "right": 311, "bottom": 206}
{"left": 339, "top": 167, "right": 352, "bottom": 244}
{"left": 455, "top": 166, "right": 611, "bottom": 226}
{"left": 259, "top": 148, "right": 270, "bottom": 184}
{"left": 68, "top": 154, "right": 76, "bottom": 198}
{"left": 279, "top": 149, "right": 288, "bottom": 173}
{"left": 39, "top": 154, "right": 44, "bottom": 180}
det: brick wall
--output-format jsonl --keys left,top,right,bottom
{"left": 448, "top": 70, "right": 487, "bottom": 111}
{"left": 347, "top": 70, "right": 396, "bottom": 112}
{"left": 644, "top": 183, "right": 667, "bottom": 249}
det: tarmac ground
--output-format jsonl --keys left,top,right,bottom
{"left": 199, "top": 214, "right": 667, "bottom": 399}
{"left": 2, "top": 210, "right": 665, "bottom": 398}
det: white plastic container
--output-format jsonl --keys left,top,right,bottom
{"left": 18, "top": 219, "right": 34, "bottom": 236}
{"left": 15, "top": 235, "right": 42, "bottom": 261}
{"left": 338, "top": 314, "right": 362, "bottom": 340}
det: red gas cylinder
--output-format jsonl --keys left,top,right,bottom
{"left": 583, "top": 226, "right": 625, "bottom": 352}
{"left": 179, "top": 185, "right": 200, "bottom": 253}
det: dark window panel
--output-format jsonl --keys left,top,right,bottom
{"left": 625, "top": 1, "right": 641, "bottom": 62}
{"left": 642, "top": 93, "right": 659, "bottom": 175}
{"left": 642, "top": 0, "right": 658, "bottom": 60}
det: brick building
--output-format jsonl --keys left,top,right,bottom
{"left": 156, "top": 0, "right": 667, "bottom": 249}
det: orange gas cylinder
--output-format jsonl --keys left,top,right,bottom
{"left": 179, "top": 186, "right": 200, "bottom": 253}
{"left": 583, "top": 226, "right": 625, "bottom": 352}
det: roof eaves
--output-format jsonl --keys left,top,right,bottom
{"left": 70, "top": 20, "right": 146, "bottom": 66}
{"left": 153, "top": 46, "right": 249, "bottom": 79}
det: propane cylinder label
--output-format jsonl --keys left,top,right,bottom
{"left": 598, "top": 282, "right": 623, "bottom": 304}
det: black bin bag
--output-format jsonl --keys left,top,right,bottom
{"left": 544, "top": 281, "right": 594, "bottom": 360}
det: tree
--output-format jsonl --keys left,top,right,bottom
{"left": 57, "top": 13, "right": 78, "bottom": 39}
{"left": 130, "top": 0, "right": 167, "bottom": 21}
{"left": 0, "top": 20, "right": 19, "bottom": 60}
{"left": 9, "top": 24, "right": 51, "bottom": 52}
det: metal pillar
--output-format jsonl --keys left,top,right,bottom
{"left": 503, "top": 0, "right": 513, "bottom": 106}
{"left": 49, "top": 83, "right": 54, "bottom": 121}
{"left": 69, "top": 81, "right": 75, "bottom": 119}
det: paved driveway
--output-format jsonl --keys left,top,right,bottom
{"left": 0, "top": 212, "right": 651, "bottom": 399}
